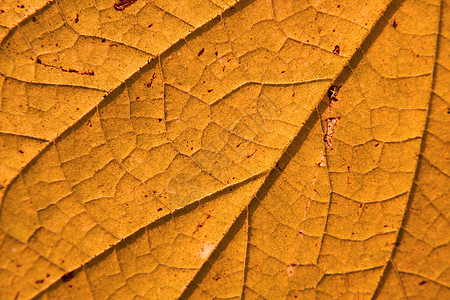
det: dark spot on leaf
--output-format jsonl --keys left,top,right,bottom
{"left": 393, "top": 20, "right": 398, "bottom": 29}
{"left": 157, "top": 208, "right": 162, "bottom": 211}
{"left": 146, "top": 73, "right": 157, "bottom": 87}
{"left": 35, "top": 279, "right": 44, "bottom": 284}
{"left": 327, "top": 86, "right": 341, "bottom": 101}
{"left": 419, "top": 280, "right": 427, "bottom": 285}
{"left": 246, "top": 149, "right": 257, "bottom": 159}
{"left": 114, "top": 0, "right": 137, "bottom": 11}
{"left": 36, "top": 58, "right": 94, "bottom": 75}
{"left": 32, "top": 16, "right": 37, "bottom": 22}
{"left": 18, "top": 150, "right": 24, "bottom": 154}
{"left": 375, "top": 143, "right": 380, "bottom": 147}
{"left": 158, "top": 118, "right": 162, "bottom": 122}
{"left": 148, "top": 23, "right": 153, "bottom": 28}
{"left": 102, "top": 38, "right": 106, "bottom": 43}
{"left": 207, "top": 89, "right": 213, "bottom": 93}
{"left": 74, "top": 14, "right": 79, "bottom": 23}
{"left": 333, "top": 45, "right": 340, "bottom": 55}
{"left": 198, "top": 48, "right": 205, "bottom": 56}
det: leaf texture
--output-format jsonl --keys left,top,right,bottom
{"left": 0, "top": 0, "right": 448, "bottom": 299}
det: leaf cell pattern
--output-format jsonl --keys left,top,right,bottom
{"left": 0, "top": 0, "right": 448, "bottom": 299}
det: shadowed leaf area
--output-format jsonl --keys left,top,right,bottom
{"left": 0, "top": 0, "right": 448, "bottom": 299}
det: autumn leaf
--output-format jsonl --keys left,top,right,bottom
{"left": 0, "top": 0, "right": 448, "bottom": 299}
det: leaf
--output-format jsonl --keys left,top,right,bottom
{"left": 0, "top": 0, "right": 448, "bottom": 299}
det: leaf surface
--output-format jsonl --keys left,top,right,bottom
{"left": 0, "top": 0, "right": 448, "bottom": 299}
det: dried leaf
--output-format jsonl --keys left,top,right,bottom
{"left": 0, "top": 0, "right": 448, "bottom": 299}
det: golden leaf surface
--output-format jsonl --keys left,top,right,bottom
{"left": 0, "top": 0, "right": 448, "bottom": 299}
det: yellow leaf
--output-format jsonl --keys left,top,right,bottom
{"left": 0, "top": 0, "right": 448, "bottom": 299}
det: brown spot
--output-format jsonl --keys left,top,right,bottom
{"left": 35, "top": 279, "right": 44, "bottom": 284}
{"left": 347, "top": 166, "right": 350, "bottom": 171}
{"left": 207, "top": 89, "right": 213, "bottom": 93}
{"left": 36, "top": 58, "right": 95, "bottom": 75}
{"left": 393, "top": 20, "right": 398, "bottom": 29}
{"left": 0, "top": 9, "right": 4, "bottom": 14}
{"left": 193, "top": 213, "right": 211, "bottom": 234}
{"left": 246, "top": 149, "right": 257, "bottom": 159}
{"left": 158, "top": 118, "right": 163, "bottom": 122}
{"left": 419, "top": 280, "right": 427, "bottom": 285}
{"left": 32, "top": 16, "right": 37, "bottom": 22}
{"left": 148, "top": 23, "right": 153, "bottom": 28}
{"left": 74, "top": 14, "right": 79, "bottom": 23}
{"left": 375, "top": 143, "right": 380, "bottom": 147}
{"left": 114, "top": 0, "right": 137, "bottom": 11}
{"left": 157, "top": 208, "right": 162, "bottom": 212}
{"left": 333, "top": 45, "right": 340, "bottom": 55}
{"left": 197, "top": 48, "right": 205, "bottom": 56}
{"left": 214, "top": 51, "right": 218, "bottom": 56}
{"left": 101, "top": 38, "right": 106, "bottom": 43}
{"left": 146, "top": 73, "right": 157, "bottom": 88}
{"left": 18, "top": 150, "right": 24, "bottom": 154}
